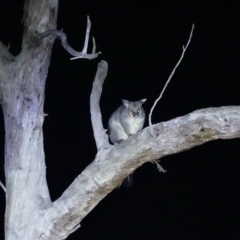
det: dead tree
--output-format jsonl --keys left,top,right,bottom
{"left": 0, "top": 1, "right": 240, "bottom": 239}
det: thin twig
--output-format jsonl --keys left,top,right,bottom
{"left": 148, "top": 24, "right": 195, "bottom": 128}
{"left": 82, "top": 16, "right": 91, "bottom": 54}
{"left": 92, "top": 37, "right": 97, "bottom": 54}
{"left": 0, "top": 180, "right": 6, "bottom": 192}
{"left": 34, "top": 16, "right": 100, "bottom": 60}
{"left": 151, "top": 160, "right": 167, "bottom": 173}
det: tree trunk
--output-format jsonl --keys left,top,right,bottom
{"left": 1, "top": 0, "right": 58, "bottom": 238}
{"left": 3, "top": 58, "right": 50, "bottom": 239}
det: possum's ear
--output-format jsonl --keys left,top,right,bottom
{"left": 140, "top": 99, "right": 147, "bottom": 104}
{"left": 122, "top": 99, "right": 129, "bottom": 107}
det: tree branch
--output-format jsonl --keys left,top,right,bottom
{"left": 0, "top": 180, "right": 6, "bottom": 192}
{"left": 90, "top": 60, "right": 110, "bottom": 150}
{"left": 149, "top": 24, "right": 195, "bottom": 127}
{"left": 34, "top": 16, "right": 100, "bottom": 60}
{"left": 42, "top": 106, "right": 240, "bottom": 239}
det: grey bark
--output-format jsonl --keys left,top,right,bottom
{"left": 1, "top": 0, "right": 58, "bottom": 239}
{"left": 1, "top": 1, "right": 240, "bottom": 240}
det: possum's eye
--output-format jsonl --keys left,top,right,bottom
{"left": 131, "top": 110, "right": 135, "bottom": 114}
{"left": 137, "top": 109, "right": 140, "bottom": 113}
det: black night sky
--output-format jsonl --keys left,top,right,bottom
{"left": 0, "top": 1, "right": 240, "bottom": 239}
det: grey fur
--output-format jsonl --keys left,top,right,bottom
{"left": 108, "top": 99, "right": 147, "bottom": 144}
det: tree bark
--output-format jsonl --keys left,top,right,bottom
{"left": 1, "top": 1, "right": 240, "bottom": 240}
{"left": 1, "top": 0, "right": 58, "bottom": 239}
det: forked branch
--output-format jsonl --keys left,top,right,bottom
{"left": 34, "top": 16, "right": 100, "bottom": 60}
{"left": 148, "top": 24, "right": 195, "bottom": 127}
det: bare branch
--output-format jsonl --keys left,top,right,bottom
{"left": 0, "top": 41, "right": 15, "bottom": 61}
{"left": 34, "top": 16, "right": 100, "bottom": 60}
{"left": 82, "top": 16, "right": 91, "bottom": 54}
{"left": 151, "top": 160, "right": 167, "bottom": 173}
{"left": 0, "top": 180, "right": 6, "bottom": 192}
{"left": 90, "top": 61, "right": 110, "bottom": 150}
{"left": 92, "top": 36, "right": 97, "bottom": 54}
{"left": 42, "top": 106, "right": 240, "bottom": 239}
{"left": 148, "top": 24, "right": 195, "bottom": 127}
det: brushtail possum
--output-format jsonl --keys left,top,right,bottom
{"left": 108, "top": 99, "right": 146, "bottom": 144}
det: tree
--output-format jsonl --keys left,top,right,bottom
{"left": 0, "top": 1, "right": 240, "bottom": 239}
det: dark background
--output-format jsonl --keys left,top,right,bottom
{"left": 0, "top": 1, "right": 240, "bottom": 239}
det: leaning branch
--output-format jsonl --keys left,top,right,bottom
{"left": 43, "top": 106, "right": 240, "bottom": 239}
{"left": 90, "top": 60, "right": 110, "bottom": 149}
{"left": 148, "top": 24, "right": 195, "bottom": 127}
{"left": 34, "top": 16, "right": 100, "bottom": 60}
{"left": 0, "top": 180, "right": 6, "bottom": 192}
